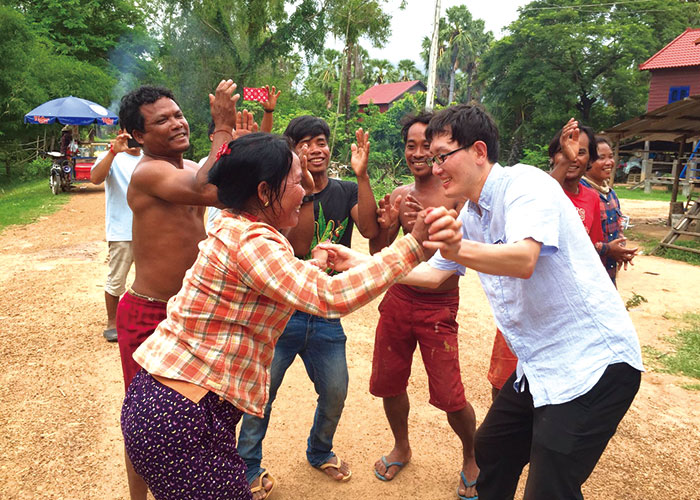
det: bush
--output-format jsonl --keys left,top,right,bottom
{"left": 19, "top": 158, "right": 51, "bottom": 181}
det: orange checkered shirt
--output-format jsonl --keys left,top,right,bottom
{"left": 133, "top": 210, "right": 423, "bottom": 417}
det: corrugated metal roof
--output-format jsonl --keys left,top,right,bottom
{"left": 603, "top": 94, "right": 700, "bottom": 142}
{"left": 356, "top": 80, "right": 426, "bottom": 106}
{"left": 639, "top": 28, "right": 700, "bottom": 71}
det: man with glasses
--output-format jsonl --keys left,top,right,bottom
{"left": 368, "top": 112, "right": 477, "bottom": 500}
{"left": 405, "top": 104, "right": 643, "bottom": 499}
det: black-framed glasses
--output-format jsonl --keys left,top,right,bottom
{"left": 426, "top": 146, "right": 467, "bottom": 167}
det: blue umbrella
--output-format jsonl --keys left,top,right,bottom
{"left": 24, "top": 96, "right": 118, "bottom": 126}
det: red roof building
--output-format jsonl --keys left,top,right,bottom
{"left": 356, "top": 80, "right": 426, "bottom": 113}
{"left": 639, "top": 28, "right": 700, "bottom": 111}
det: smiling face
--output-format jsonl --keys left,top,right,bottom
{"left": 553, "top": 132, "right": 591, "bottom": 182}
{"left": 588, "top": 141, "right": 614, "bottom": 184}
{"left": 133, "top": 97, "right": 190, "bottom": 156}
{"left": 295, "top": 134, "right": 329, "bottom": 175}
{"left": 266, "top": 154, "right": 305, "bottom": 230}
{"left": 429, "top": 132, "right": 477, "bottom": 199}
{"left": 404, "top": 122, "right": 432, "bottom": 178}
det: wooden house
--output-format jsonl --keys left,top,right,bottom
{"left": 356, "top": 80, "right": 426, "bottom": 113}
{"left": 640, "top": 28, "right": 700, "bottom": 111}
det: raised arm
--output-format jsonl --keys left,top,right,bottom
{"left": 260, "top": 85, "right": 280, "bottom": 133}
{"left": 130, "top": 80, "right": 239, "bottom": 206}
{"left": 550, "top": 118, "right": 579, "bottom": 187}
{"left": 349, "top": 128, "right": 380, "bottom": 239}
{"left": 90, "top": 132, "right": 130, "bottom": 184}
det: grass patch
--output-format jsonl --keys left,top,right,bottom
{"left": 614, "top": 186, "right": 673, "bottom": 202}
{"left": 643, "top": 313, "right": 700, "bottom": 389}
{"left": 0, "top": 178, "right": 70, "bottom": 232}
{"left": 626, "top": 229, "right": 700, "bottom": 266}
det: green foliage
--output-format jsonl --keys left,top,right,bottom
{"left": 643, "top": 314, "right": 700, "bottom": 385}
{"left": 614, "top": 187, "right": 673, "bottom": 202}
{"left": 481, "top": 0, "right": 700, "bottom": 165}
{"left": 0, "top": 178, "right": 70, "bottom": 231}
{"left": 656, "top": 241, "right": 700, "bottom": 267}
{"left": 520, "top": 145, "right": 550, "bottom": 170}
{"left": 18, "top": 158, "right": 52, "bottom": 181}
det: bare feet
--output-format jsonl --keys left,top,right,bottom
{"left": 319, "top": 455, "right": 352, "bottom": 481}
{"left": 250, "top": 470, "right": 275, "bottom": 500}
{"left": 374, "top": 447, "right": 411, "bottom": 481}
{"left": 457, "top": 464, "right": 479, "bottom": 499}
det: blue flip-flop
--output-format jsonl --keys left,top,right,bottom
{"left": 457, "top": 470, "right": 478, "bottom": 500}
{"left": 374, "top": 455, "right": 406, "bottom": 481}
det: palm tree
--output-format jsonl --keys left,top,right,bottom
{"left": 397, "top": 59, "right": 423, "bottom": 81}
{"left": 309, "top": 49, "right": 343, "bottom": 109}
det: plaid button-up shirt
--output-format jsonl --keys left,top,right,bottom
{"left": 134, "top": 211, "right": 422, "bottom": 416}
{"left": 581, "top": 179, "right": 624, "bottom": 283}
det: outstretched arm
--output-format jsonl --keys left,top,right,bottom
{"left": 90, "top": 132, "right": 131, "bottom": 184}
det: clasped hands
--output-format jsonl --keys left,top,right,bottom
{"left": 310, "top": 207, "right": 462, "bottom": 272}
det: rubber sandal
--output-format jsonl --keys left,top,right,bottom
{"left": 457, "top": 470, "right": 478, "bottom": 500}
{"left": 374, "top": 455, "right": 406, "bottom": 482}
{"left": 249, "top": 470, "right": 276, "bottom": 499}
{"left": 318, "top": 456, "right": 352, "bottom": 481}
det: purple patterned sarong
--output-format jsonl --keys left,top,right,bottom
{"left": 121, "top": 370, "right": 252, "bottom": 499}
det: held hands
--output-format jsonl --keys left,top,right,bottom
{"left": 412, "top": 206, "right": 462, "bottom": 258}
{"left": 261, "top": 85, "right": 281, "bottom": 113}
{"left": 233, "top": 110, "right": 259, "bottom": 139}
{"left": 350, "top": 128, "right": 370, "bottom": 178}
{"left": 314, "top": 242, "right": 372, "bottom": 272}
{"left": 209, "top": 79, "right": 239, "bottom": 132}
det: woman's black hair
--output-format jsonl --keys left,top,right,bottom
{"left": 548, "top": 123, "right": 598, "bottom": 164}
{"left": 208, "top": 133, "right": 293, "bottom": 213}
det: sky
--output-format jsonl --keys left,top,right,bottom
{"left": 326, "top": 0, "right": 531, "bottom": 68}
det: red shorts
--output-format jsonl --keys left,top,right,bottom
{"left": 116, "top": 291, "right": 168, "bottom": 391}
{"left": 370, "top": 284, "right": 467, "bottom": 412}
{"left": 487, "top": 329, "right": 518, "bottom": 390}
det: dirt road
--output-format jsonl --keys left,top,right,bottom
{"left": 1, "top": 185, "right": 699, "bottom": 499}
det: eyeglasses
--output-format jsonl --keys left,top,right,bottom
{"left": 426, "top": 146, "right": 467, "bottom": 167}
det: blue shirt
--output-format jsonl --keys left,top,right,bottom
{"left": 429, "top": 163, "right": 644, "bottom": 407}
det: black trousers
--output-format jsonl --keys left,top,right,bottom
{"left": 474, "top": 362, "right": 641, "bottom": 500}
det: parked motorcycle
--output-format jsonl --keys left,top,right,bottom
{"left": 44, "top": 151, "right": 73, "bottom": 194}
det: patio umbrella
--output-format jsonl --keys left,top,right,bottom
{"left": 24, "top": 96, "right": 118, "bottom": 126}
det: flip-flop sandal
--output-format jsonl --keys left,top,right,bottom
{"left": 250, "top": 470, "right": 276, "bottom": 499}
{"left": 457, "top": 470, "right": 478, "bottom": 500}
{"left": 319, "top": 456, "right": 352, "bottom": 481}
{"left": 374, "top": 455, "right": 406, "bottom": 482}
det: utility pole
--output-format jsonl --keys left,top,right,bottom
{"left": 425, "top": 0, "right": 441, "bottom": 111}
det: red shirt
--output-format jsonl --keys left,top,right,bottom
{"left": 564, "top": 184, "right": 604, "bottom": 245}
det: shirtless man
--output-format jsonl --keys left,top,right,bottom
{"left": 368, "top": 113, "right": 478, "bottom": 500}
{"left": 115, "top": 80, "right": 239, "bottom": 500}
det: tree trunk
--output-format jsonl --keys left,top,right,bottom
{"left": 342, "top": 40, "right": 354, "bottom": 118}
{"left": 466, "top": 64, "right": 474, "bottom": 103}
{"left": 576, "top": 93, "right": 596, "bottom": 122}
{"left": 448, "top": 68, "right": 456, "bottom": 104}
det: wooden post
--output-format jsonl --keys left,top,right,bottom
{"left": 668, "top": 137, "right": 686, "bottom": 226}
{"left": 425, "top": 0, "right": 441, "bottom": 111}
{"left": 643, "top": 141, "right": 652, "bottom": 193}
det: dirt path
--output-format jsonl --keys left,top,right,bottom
{"left": 1, "top": 188, "right": 699, "bottom": 499}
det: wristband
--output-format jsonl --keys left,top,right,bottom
{"left": 302, "top": 194, "right": 315, "bottom": 204}
{"left": 109, "top": 143, "right": 115, "bottom": 155}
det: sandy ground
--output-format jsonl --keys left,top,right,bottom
{"left": 1, "top": 185, "right": 699, "bottom": 500}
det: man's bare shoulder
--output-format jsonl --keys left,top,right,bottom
{"left": 390, "top": 183, "right": 413, "bottom": 201}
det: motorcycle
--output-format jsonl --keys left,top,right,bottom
{"left": 44, "top": 151, "right": 74, "bottom": 194}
